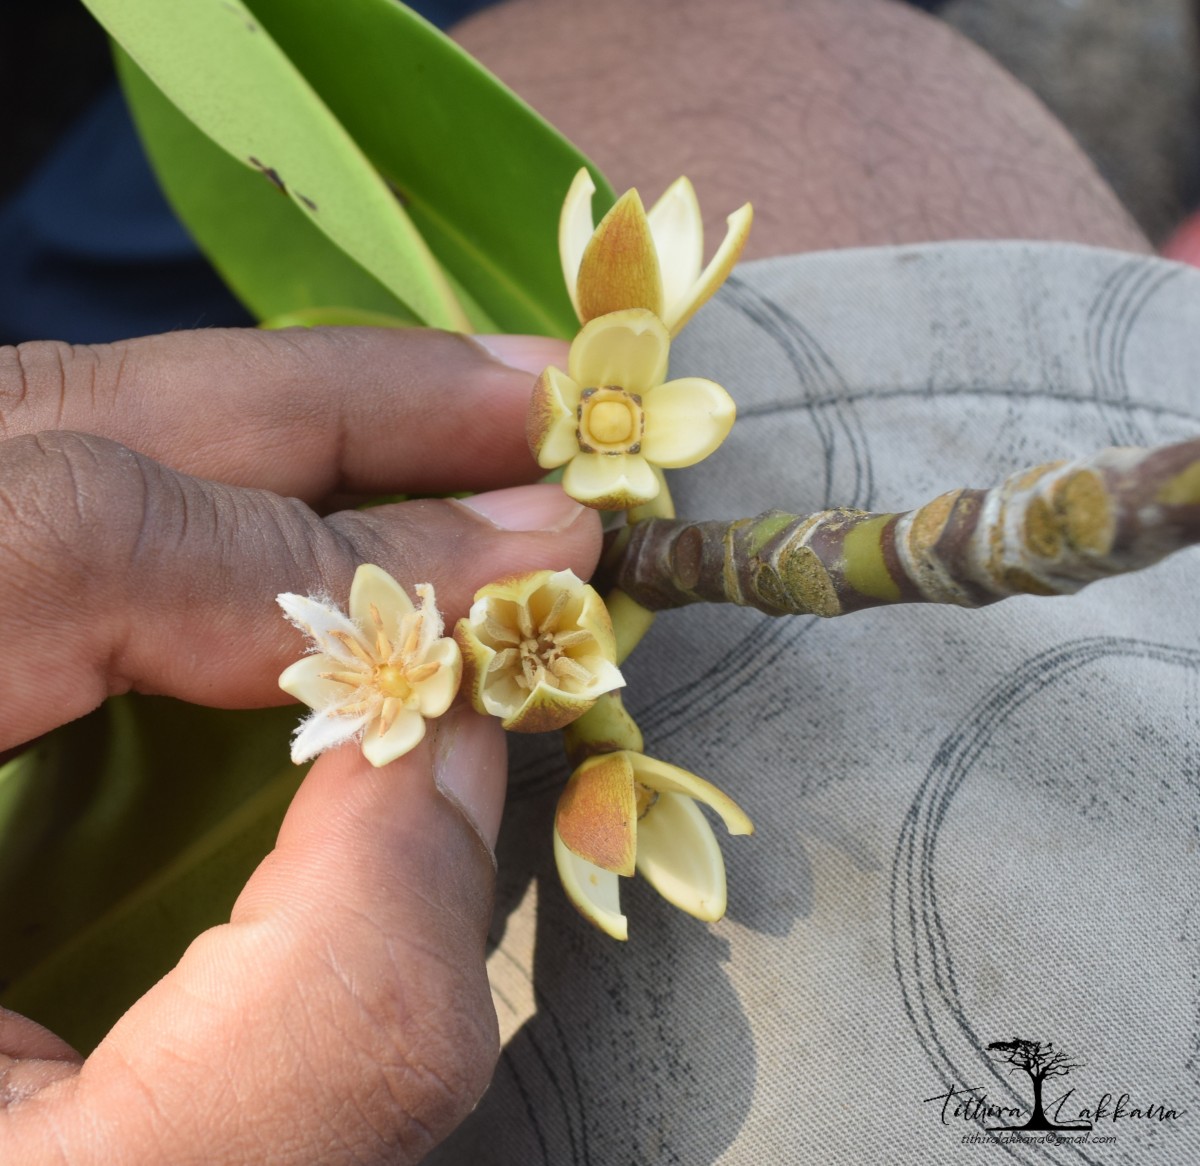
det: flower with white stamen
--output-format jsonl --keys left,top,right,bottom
{"left": 277, "top": 564, "right": 461, "bottom": 767}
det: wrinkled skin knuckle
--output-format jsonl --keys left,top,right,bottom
{"left": 0, "top": 340, "right": 126, "bottom": 436}
{"left": 325, "top": 500, "right": 458, "bottom": 591}
{"left": 0, "top": 342, "right": 70, "bottom": 424}
{"left": 0, "top": 432, "right": 149, "bottom": 607}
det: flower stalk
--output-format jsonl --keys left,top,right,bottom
{"left": 616, "top": 436, "right": 1200, "bottom": 617}
{"left": 563, "top": 690, "right": 645, "bottom": 765}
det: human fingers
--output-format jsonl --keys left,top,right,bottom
{"left": 2, "top": 709, "right": 508, "bottom": 1164}
{"left": 0, "top": 328, "right": 565, "bottom": 499}
{"left": 0, "top": 430, "right": 600, "bottom": 751}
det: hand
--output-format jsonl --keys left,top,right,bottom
{"left": 0, "top": 327, "right": 601, "bottom": 1163}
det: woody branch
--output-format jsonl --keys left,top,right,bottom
{"left": 616, "top": 436, "right": 1200, "bottom": 618}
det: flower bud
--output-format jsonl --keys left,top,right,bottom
{"left": 553, "top": 749, "right": 753, "bottom": 939}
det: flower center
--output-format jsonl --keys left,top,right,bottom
{"left": 375, "top": 664, "right": 414, "bottom": 700}
{"left": 514, "top": 629, "right": 595, "bottom": 691}
{"left": 577, "top": 386, "right": 644, "bottom": 454}
{"left": 588, "top": 400, "right": 634, "bottom": 443}
{"left": 484, "top": 590, "right": 599, "bottom": 694}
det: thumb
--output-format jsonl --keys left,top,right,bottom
{"left": 10, "top": 706, "right": 507, "bottom": 1165}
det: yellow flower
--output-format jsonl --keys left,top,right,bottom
{"left": 277, "top": 564, "right": 461, "bottom": 767}
{"left": 560, "top": 167, "right": 753, "bottom": 336}
{"left": 455, "top": 569, "right": 625, "bottom": 732}
{"left": 553, "top": 750, "right": 753, "bottom": 940}
{"left": 527, "top": 308, "right": 736, "bottom": 509}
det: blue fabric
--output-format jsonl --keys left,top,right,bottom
{"left": 0, "top": 88, "right": 252, "bottom": 345}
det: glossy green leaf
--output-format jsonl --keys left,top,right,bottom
{"left": 116, "top": 50, "right": 426, "bottom": 327}
{"left": 85, "top": 0, "right": 469, "bottom": 329}
{"left": 2, "top": 763, "right": 301, "bottom": 1055}
{"left": 242, "top": 0, "right": 614, "bottom": 338}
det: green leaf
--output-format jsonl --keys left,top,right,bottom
{"left": 0, "top": 698, "right": 302, "bottom": 1052}
{"left": 241, "top": 0, "right": 615, "bottom": 338}
{"left": 116, "top": 50, "right": 426, "bottom": 327}
{"left": 259, "top": 306, "right": 417, "bottom": 330}
{"left": 85, "top": 0, "right": 470, "bottom": 329}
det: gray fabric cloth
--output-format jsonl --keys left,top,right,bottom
{"left": 431, "top": 242, "right": 1200, "bottom": 1165}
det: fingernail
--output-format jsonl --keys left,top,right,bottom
{"left": 475, "top": 334, "right": 569, "bottom": 378}
{"left": 457, "top": 483, "right": 585, "bottom": 532}
{"left": 433, "top": 707, "right": 507, "bottom": 850}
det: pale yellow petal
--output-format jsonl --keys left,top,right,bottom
{"left": 279, "top": 653, "right": 360, "bottom": 711}
{"left": 470, "top": 570, "right": 556, "bottom": 610}
{"left": 554, "top": 827, "right": 629, "bottom": 940}
{"left": 641, "top": 377, "right": 737, "bottom": 468}
{"left": 532, "top": 568, "right": 585, "bottom": 614}
{"left": 626, "top": 465, "right": 675, "bottom": 523}
{"left": 573, "top": 656, "right": 626, "bottom": 697}
{"left": 527, "top": 366, "right": 582, "bottom": 469}
{"left": 562, "top": 451, "right": 660, "bottom": 510}
{"left": 574, "top": 583, "right": 618, "bottom": 660}
{"left": 454, "top": 618, "right": 494, "bottom": 718}
{"left": 630, "top": 753, "right": 754, "bottom": 836}
{"left": 559, "top": 167, "right": 596, "bottom": 317}
{"left": 646, "top": 176, "right": 704, "bottom": 318}
{"left": 555, "top": 753, "right": 637, "bottom": 876}
{"left": 665, "top": 202, "right": 753, "bottom": 336}
{"left": 567, "top": 308, "right": 669, "bottom": 394}
{"left": 362, "top": 707, "right": 426, "bottom": 767}
{"left": 636, "top": 792, "right": 728, "bottom": 921}
{"left": 415, "top": 638, "right": 462, "bottom": 718}
{"left": 576, "top": 189, "right": 664, "bottom": 323}
{"left": 349, "top": 563, "right": 414, "bottom": 631}
{"left": 521, "top": 570, "right": 578, "bottom": 639}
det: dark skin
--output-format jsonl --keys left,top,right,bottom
{"left": 0, "top": 0, "right": 1149, "bottom": 1160}
{"left": 0, "top": 328, "right": 599, "bottom": 1163}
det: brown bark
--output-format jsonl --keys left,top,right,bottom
{"left": 616, "top": 437, "right": 1200, "bottom": 616}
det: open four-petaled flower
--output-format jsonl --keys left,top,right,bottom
{"left": 560, "top": 168, "right": 753, "bottom": 336}
{"left": 456, "top": 569, "right": 625, "bottom": 732}
{"left": 277, "top": 564, "right": 461, "bottom": 767}
{"left": 527, "top": 308, "right": 735, "bottom": 509}
{"left": 553, "top": 750, "right": 753, "bottom": 940}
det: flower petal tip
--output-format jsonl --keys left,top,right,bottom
{"left": 554, "top": 828, "right": 630, "bottom": 941}
{"left": 576, "top": 189, "right": 665, "bottom": 323}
